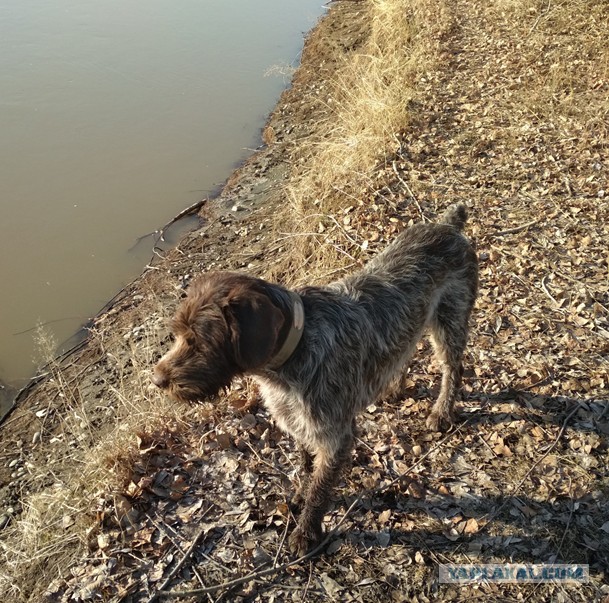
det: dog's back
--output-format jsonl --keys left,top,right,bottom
{"left": 265, "top": 204, "right": 478, "bottom": 435}
{"left": 360, "top": 203, "right": 476, "bottom": 280}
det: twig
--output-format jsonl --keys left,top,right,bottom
{"left": 391, "top": 160, "right": 425, "bottom": 221}
{"left": 156, "top": 495, "right": 369, "bottom": 600}
{"left": 528, "top": 0, "right": 552, "bottom": 36}
{"left": 12, "top": 316, "right": 86, "bottom": 337}
{"left": 478, "top": 434, "right": 499, "bottom": 459}
{"left": 492, "top": 218, "right": 541, "bottom": 237}
{"left": 556, "top": 477, "right": 575, "bottom": 559}
{"left": 301, "top": 562, "right": 314, "bottom": 601}
{"left": 274, "top": 512, "right": 291, "bottom": 568}
{"left": 328, "top": 241, "right": 361, "bottom": 264}
{"left": 146, "top": 512, "right": 183, "bottom": 551}
{"left": 148, "top": 507, "right": 213, "bottom": 603}
{"left": 539, "top": 274, "right": 560, "bottom": 308}
{"left": 201, "top": 553, "right": 232, "bottom": 575}
{"left": 326, "top": 214, "right": 361, "bottom": 248}
{"left": 131, "top": 199, "right": 208, "bottom": 252}
{"left": 154, "top": 421, "right": 470, "bottom": 600}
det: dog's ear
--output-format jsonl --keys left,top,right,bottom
{"left": 224, "top": 291, "right": 285, "bottom": 370}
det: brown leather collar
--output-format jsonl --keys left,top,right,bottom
{"left": 268, "top": 291, "right": 304, "bottom": 369}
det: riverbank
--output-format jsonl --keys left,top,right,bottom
{"left": 1, "top": 0, "right": 608, "bottom": 601}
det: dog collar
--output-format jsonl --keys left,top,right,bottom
{"left": 268, "top": 291, "right": 304, "bottom": 369}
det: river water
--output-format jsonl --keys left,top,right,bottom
{"left": 0, "top": 0, "right": 324, "bottom": 403}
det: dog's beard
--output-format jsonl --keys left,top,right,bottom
{"left": 162, "top": 367, "right": 235, "bottom": 404}
{"left": 166, "top": 382, "right": 230, "bottom": 404}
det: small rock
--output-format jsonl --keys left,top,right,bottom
{"left": 376, "top": 530, "right": 391, "bottom": 548}
{"left": 32, "top": 431, "right": 41, "bottom": 445}
{"left": 252, "top": 546, "right": 273, "bottom": 567}
{"left": 0, "top": 514, "right": 10, "bottom": 530}
{"left": 240, "top": 414, "right": 257, "bottom": 430}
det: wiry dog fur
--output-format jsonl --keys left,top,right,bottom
{"left": 152, "top": 204, "right": 478, "bottom": 556}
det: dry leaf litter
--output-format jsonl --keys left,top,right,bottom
{"left": 1, "top": 0, "right": 608, "bottom": 601}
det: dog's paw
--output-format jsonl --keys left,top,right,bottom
{"left": 290, "top": 490, "right": 306, "bottom": 512}
{"left": 289, "top": 523, "right": 322, "bottom": 558}
{"left": 426, "top": 409, "right": 456, "bottom": 432}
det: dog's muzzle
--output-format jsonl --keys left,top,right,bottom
{"left": 151, "top": 369, "right": 169, "bottom": 389}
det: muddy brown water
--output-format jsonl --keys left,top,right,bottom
{"left": 0, "top": 0, "right": 324, "bottom": 412}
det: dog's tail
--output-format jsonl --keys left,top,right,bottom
{"left": 439, "top": 203, "right": 468, "bottom": 231}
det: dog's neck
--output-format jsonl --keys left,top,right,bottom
{"left": 268, "top": 291, "right": 305, "bottom": 369}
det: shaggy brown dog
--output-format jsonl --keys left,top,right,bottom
{"left": 152, "top": 204, "right": 478, "bottom": 556}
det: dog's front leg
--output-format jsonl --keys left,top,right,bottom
{"left": 288, "top": 435, "right": 352, "bottom": 557}
{"left": 291, "top": 447, "right": 314, "bottom": 510}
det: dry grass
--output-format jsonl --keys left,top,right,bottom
{"left": 0, "top": 301, "right": 187, "bottom": 601}
{"left": 270, "top": 0, "right": 449, "bottom": 284}
{"left": 490, "top": 0, "right": 609, "bottom": 127}
{"left": 2, "top": 0, "right": 607, "bottom": 600}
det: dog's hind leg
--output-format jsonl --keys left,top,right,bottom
{"left": 426, "top": 295, "right": 472, "bottom": 431}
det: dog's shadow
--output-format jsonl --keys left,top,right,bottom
{"left": 328, "top": 389, "right": 609, "bottom": 575}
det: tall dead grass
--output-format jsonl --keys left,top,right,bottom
{"left": 0, "top": 305, "right": 187, "bottom": 602}
{"left": 272, "top": 0, "right": 449, "bottom": 284}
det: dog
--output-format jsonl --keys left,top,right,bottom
{"left": 152, "top": 203, "right": 478, "bottom": 556}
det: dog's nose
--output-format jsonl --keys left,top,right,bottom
{"left": 151, "top": 369, "right": 169, "bottom": 389}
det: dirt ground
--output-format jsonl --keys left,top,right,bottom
{"left": 1, "top": 0, "right": 608, "bottom": 601}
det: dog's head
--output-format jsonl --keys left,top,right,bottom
{"left": 151, "top": 272, "right": 287, "bottom": 403}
